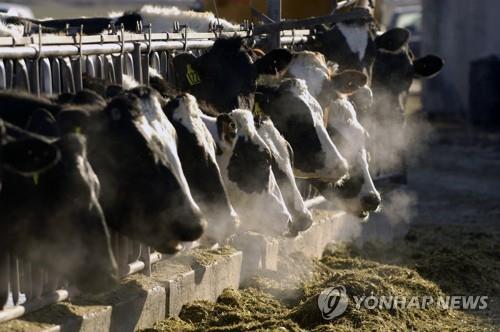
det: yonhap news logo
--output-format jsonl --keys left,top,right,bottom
{"left": 318, "top": 285, "right": 489, "bottom": 321}
{"left": 317, "top": 286, "right": 349, "bottom": 320}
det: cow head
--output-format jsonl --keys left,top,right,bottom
{"left": 255, "top": 78, "right": 349, "bottom": 183}
{"left": 203, "top": 109, "right": 292, "bottom": 236}
{"left": 372, "top": 28, "right": 444, "bottom": 118}
{"left": 0, "top": 130, "right": 118, "bottom": 292}
{"left": 323, "top": 97, "right": 381, "bottom": 219}
{"left": 163, "top": 94, "right": 239, "bottom": 244}
{"left": 173, "top": 37, "right": 292, "bottom": 113}
{"left": 255, "top": 116, "right": 313, "bottom": 236}
{"left": 309, "top": 19, "right": 377, "bottom": 76}
{"left": 283, "top": 51, "right": 368, "bottom": 108}
{"left": 57, "top": 87, "right": 207, "bottom": 253}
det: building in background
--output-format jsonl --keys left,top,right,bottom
{"left": 422, "top": 0, "right": 500, "bottom": 125}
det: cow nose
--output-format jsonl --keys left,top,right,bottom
{"left": 288, "top": 214, "right": 314, "bottom": 237}
{"left": 361, "top": 192, "right": 381, "bottom": 212}
{"left": 174, "top": 214, "right": 207, "bottom": 242}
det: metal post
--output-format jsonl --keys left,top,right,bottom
{"left": 267, "top": 0, "right": 281, "bottom": 49}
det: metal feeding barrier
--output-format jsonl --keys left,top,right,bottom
{"left": 0, "top": 0, "right": 383, "bottom": 324}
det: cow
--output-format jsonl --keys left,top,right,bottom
{"left": 5, "top": 5, "right": 239, "bottom": 36}
{"left": 255, "top": 50, "right": 382, "bottom": 218}
{"left": 254, "top": 116, "right": 314, "bottom": 235}
{"left": 56, "top": 86, "right": 207, "bottom": 253}
{"left": 201, "top": 109, "right": 293, "bottom": 236}
{"left": 173, "top": 36, "right": 292, "bottom": 113}
{"left": 0, "top": 18, "right": 24, "bottom": 37}
{"left": 109, "top": 5, "right": 240, "bottom": 33}
{"left": 255, "top": 78, "right": 349, "bottom": 183}
{"left": 162, "top": 93, "right": 239, "bottom": 245}
{"left": 321, "top": 93, "right": 381, "bottom": 219}
{"left": 364, "top": 28, "right": 444, "bottom": 177}
{"left": 371, "top": 28, "right": 444, "bottom": 120}
{"left": 308, "top": 20, "right": 376, "bottom": 76}
{"left": 0, "top": 121, "right": 118, "bottom": 293}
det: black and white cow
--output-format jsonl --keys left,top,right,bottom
{"left": 162, "top": 93, "right": 240, "bottom": 245}
{"left": 18, "top": 5, "right": 240, "bottom": 35}
{"left": 322, "top": 93, "right": 381, "bottom": 218}
{"left": 257, "top": 50, "right": 381, "bottom": 218}
{"left": 0, "top": 121, "right": 118, "bottom": 293}
{"left": 371, "top": 28, "right": 444, "bottom": 120}
{"left": 173, "top": 37, "right": 292, "bottom": 113}
{"left": 57, "top": 86, "right": 207, "bottom": 253}
{"left": 309, "top": 19, "right": 376, "bottom": 76}
{"left": 255, "top": 78, "right": 349, "bottom": 183}
{"left": 109, "top": 5, "right": 240, "bottom": 32}
{"left": 254, "top": 116, "right": 314, "bottom": 235}
{"left": 201, "top": 109, "right": 292, "bottom": 236}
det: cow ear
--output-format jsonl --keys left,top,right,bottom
{"left": 57, "top": 110, "right": 90, "bottom": 135}
{"left": 172, "top": 53, "right": 200, "bottom": 91}
{"left": 2, "top": 138, "right": 60, "bottom": 176}
{"left": 413, "top": 55, "right": 444, "bottom": 78}
{"left": 375, "top": 28, "right": 410, "bottom": 52}
{"left": 331, "top": 70, "right": 368, "bottom": 95}
{"left": 255, "top": 49, "right": 293, "bottom": 75}
{"left": 106, "top": 85, "right": 125, "bottom": 99}
{"left": 25, "top": 108, "right": 59, "bottom": 137}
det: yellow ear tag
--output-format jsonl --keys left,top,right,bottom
{"left": 253, "top": 102, "right": 263, "bottom": 117}
{"left": 186, "top": 64, "right": 201, "bottom": 86}
{"left": 33, "top": 173, "right": 40, "bottom": 186}
{"left": 75, "top": 127, "right": 81, "bottom": 134}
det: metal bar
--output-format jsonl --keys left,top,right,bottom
{"left": 104, "top": 55, "right": 116, "bottom": 84}
{"left": 267, "top": 0, "right": 282, "bottom": 49}
{"left": 51, "top": 58, "right": 61, "bottom": 94}
{"left": 305, "top": 196, "right": 327, "bottom": 209}
{"left": 22, "top": 262, "right": 32, "bottom": 301}
{"left": 40, "top": 58, "right": 52, "bottom": 95}
{"left": 14, "top": 59, "right": 30, "bottom": 92}
{"left": 140, "top": 245, "right": 152, "bottom": 277}
{"left": 32, "top": 268, "right": 43, "bottom": 300}
{"left": 9, "top": 258, "right": 20, "bottom": 306}
{"left": 0, "top": 32, "right": 312, "bottom": 60}
{"left": 0, "top": 290, "right": 69, "bottom": 324}
{"left": 118, "top": 236, "right": 129, "bottom": 276}
{"left": 253, "top": 8, "right": 372, "bottom": 34}
{"left": 60, "top": 57, "right": 75, "bottom": 93}
{"left": 4, "top": 59, "right": 13, "bottom": 89}
{"left": 0, "top": 255, "right": 8, "bottom": 310}
{"left": 133, "top": 43, "right": 143, "bottom": 84}
{"left": 0, "top": 60, "right": 5, "bottom": 89}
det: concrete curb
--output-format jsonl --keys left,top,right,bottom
{"left": 233, "top": 211, "right": 346, "bottom": 282}
{"left": 0, "top": 251, "right": 242, "bottom": 332}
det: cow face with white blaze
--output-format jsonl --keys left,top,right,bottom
{"left": 202, "top": 110, "right": 292, "bottom": 236}
{"left": 255, "top": 78, "right": 349, "bottom": 183}
{"left": 162, "top": 94, "right": 239, "bottom": 244}
{"left": 309, "top": 20, "right": 377, "bottom": 76}
{"left": 58, "top": 87, "right": 206, "bottom": 253}
{"left": 254, "top": 116, "right": 313, "bottom": 235}
{"left": 173, "top": 37, "right": 292, "bottom": 113}
{"left": 323, "top": 96, "right": 381, "bottom": 218}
